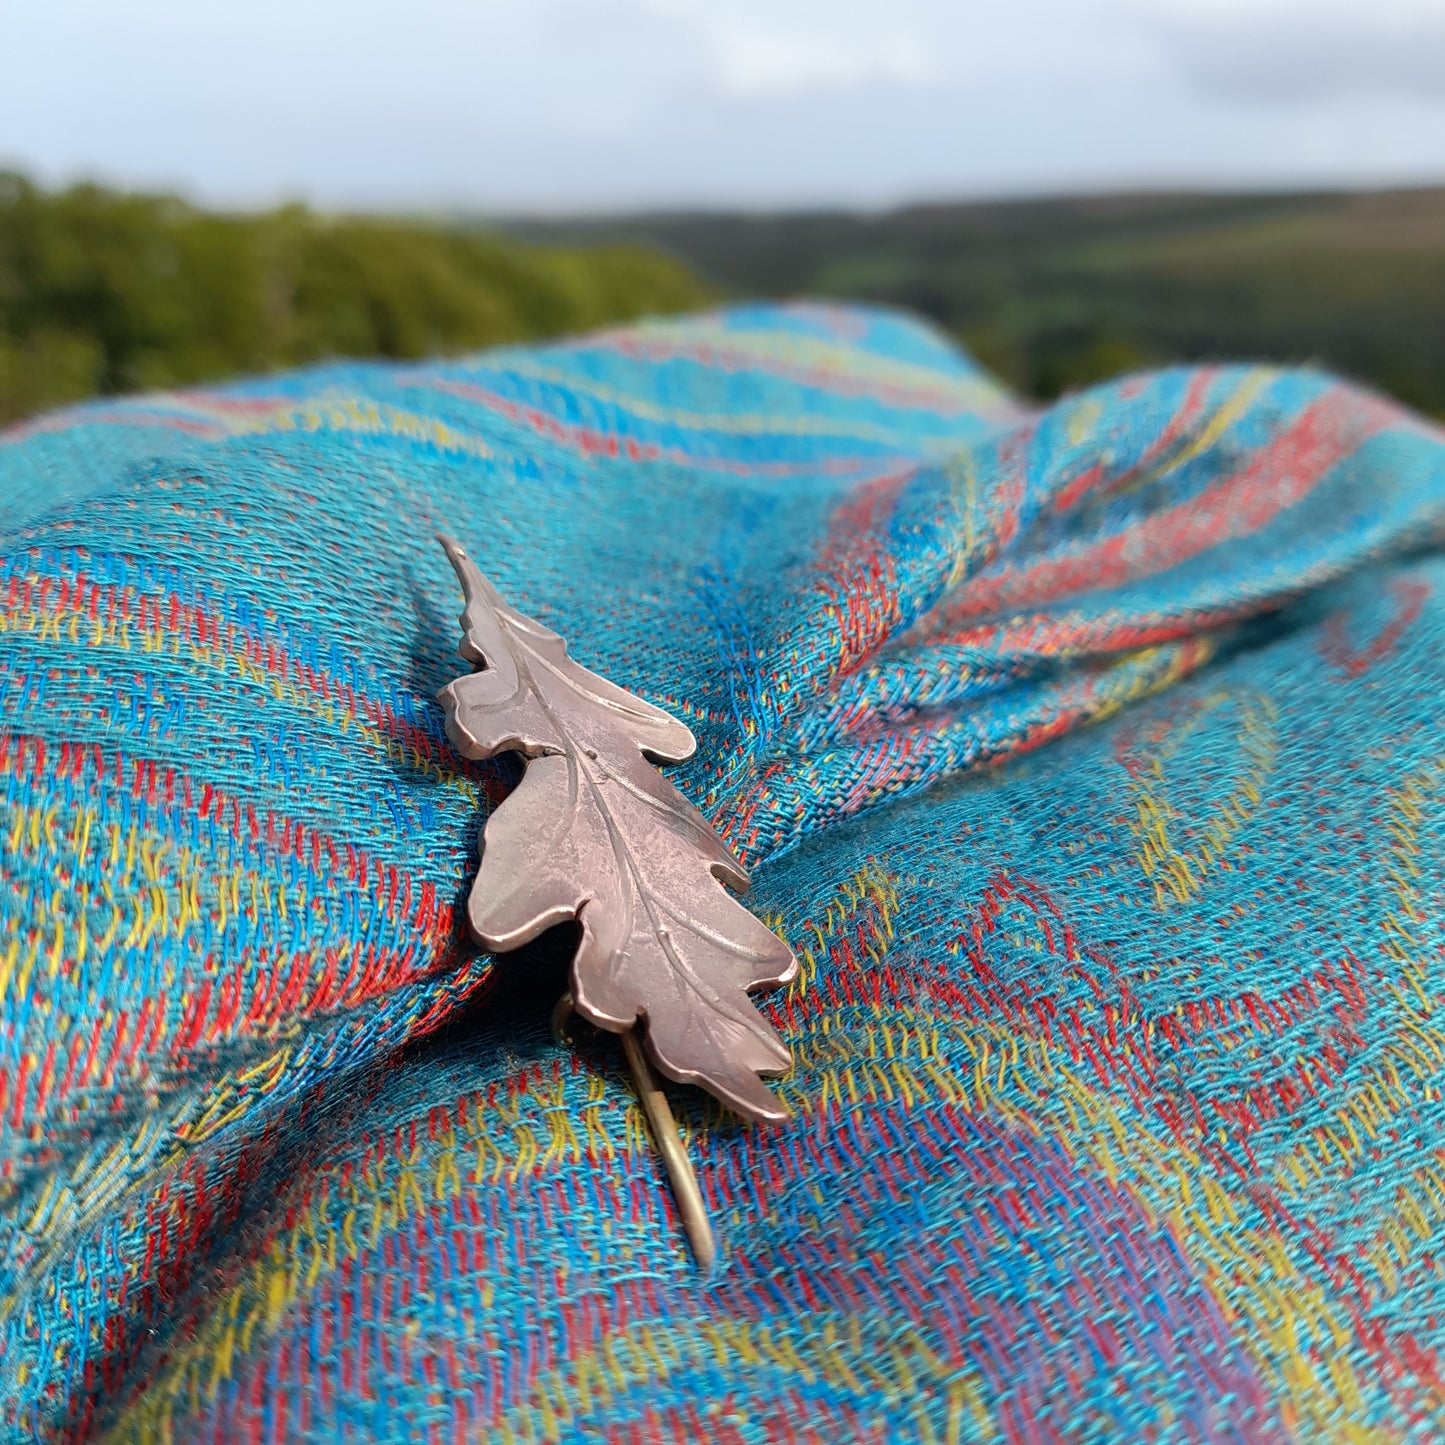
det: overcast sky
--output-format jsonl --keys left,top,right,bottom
{"left": 3, "top": 0, "right": 1445, "bottom": 212}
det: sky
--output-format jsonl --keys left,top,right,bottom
{"left": 3, "top": 0, "right": 1445, "bottom": 213}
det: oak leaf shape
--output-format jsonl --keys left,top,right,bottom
{"left": 435, "top": 536, "right": 796, "bottom": 1121}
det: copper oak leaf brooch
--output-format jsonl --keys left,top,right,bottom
{"left": 434, "top": 537, "right": 797, "bottom": 1265}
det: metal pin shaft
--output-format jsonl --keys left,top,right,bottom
{"left": 620, "top": 1026, "right": 717, "bottom": 1271}
{"left": 551, "top": 994, "right": 717, "bottom": 1270}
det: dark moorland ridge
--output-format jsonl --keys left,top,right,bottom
{"left": 507, "top": 188, "right": 1445, "bottom": 418}
{"left": 0, "top": 173, "right": 712, "bottom": 427}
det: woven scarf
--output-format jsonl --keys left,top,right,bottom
{"left": 3, "top": 302, "right": 1444, "bottom": 1441}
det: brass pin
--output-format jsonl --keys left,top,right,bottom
{"left": 619, "top": 1026, "right": 717, "bottom": 1270}
{"left": 552, "top": 994, "right": 716, "bottom": 1270}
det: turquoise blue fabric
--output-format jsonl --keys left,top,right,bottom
{"left": 2, "top": 302, "right": 1444, "bottom": 1441}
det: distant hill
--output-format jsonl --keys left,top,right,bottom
{"left": 0, "top": 175, "right": 713, "bottom": 427}
{"left": 508, "top": 189, "right": 1445, "bottom": 418}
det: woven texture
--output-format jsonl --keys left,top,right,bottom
{"left": 2, "top": 302, "right": 1445, "bottom": 1442}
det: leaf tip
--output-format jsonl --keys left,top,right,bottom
{"left": 706, "top": 1067, "right": 792, "bottom": 1125}
{"left": 436, "top": 533, "right": 472, "bottom": 583}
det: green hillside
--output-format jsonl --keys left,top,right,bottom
{"left": 0, "top": 174, "right": 712, "bottom": 427}
{"left": 512, "top": 190, "right": 1445, "bottom": 418}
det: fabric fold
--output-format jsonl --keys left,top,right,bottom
{"left": 2, "top": 301, "right": 1444, "bottom": 1441}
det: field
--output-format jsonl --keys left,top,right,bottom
{"left": 513, "top": 189, "right": 1445, "bottom": 417}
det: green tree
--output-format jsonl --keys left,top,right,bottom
{"left": 0, "top": 175, "right": 713, "bottom": 427}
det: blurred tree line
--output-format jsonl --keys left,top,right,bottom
{"left": 0, "top": 173, "right": 712, "bottom": 426}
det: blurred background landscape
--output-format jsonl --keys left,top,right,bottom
{"left": 0, "top": 174, "right": 712, "bottom": 427}
{"left": 3, "top": 1, "right": 1444, "bottom": 426}
{"left": 519, "top": 188, "right": 1445, "bottom": 416}
{"left": 5, "top": 177, "right": 1443, "bottom": 428}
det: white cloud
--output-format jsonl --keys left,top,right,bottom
{"left": 620, "top": 0, "right": 938, "bottom": 98}
{"left": 1137, "top": 0, "right": 1445, "bottom": 104}
{"left": 705, "top": 22, "right": 935, "bottom": 97}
